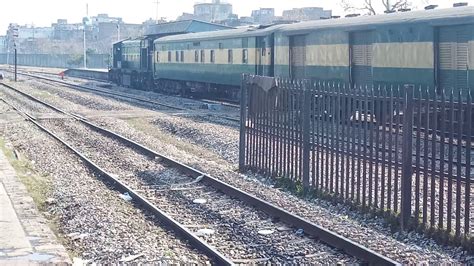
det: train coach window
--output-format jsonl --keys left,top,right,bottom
{"left": 242, "top": 49, "right": 248, "bottom": 64}
{"left": 175, "top": 51, "right": 179, "bottom": 62}
{"left": 210, "top": 50, "right": 215, "bottom": 63}
{"left": 228, "top": 49, "right": 233, "bottom": 64}
{"left": 168, "top": 51, "right": 171, "bottom": 62}
{"left": 200, "top": 50, "right": 205, "bottom": 63}
{"left": 156, "top": 52, "right": 160, "bottom": 63}
{"left": 195, "top": 50, "right": 199, "bottom": 62}
{"left": 180, "top": 51, "right": 184, "bottom": 62}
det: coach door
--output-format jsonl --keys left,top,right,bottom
{"left": 140, "top": 40, "right": 148, "bottom": 71}
{"left": 350, "top": 31, "right": 374, "bottom": 87}
{"left": 256, "top": 37, "right": 266, "bottom": 76}
{"left": 436, "top": 25, "right": 470, "bottom": 91}
{"left": 113, "top": 43, "right": 122, "bottom": 68}
{"left": 289, "top": 35, "right": 306, "bottom": 79}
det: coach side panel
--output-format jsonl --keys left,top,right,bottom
{"left": 274, "top": 22, "right": 473, "bottom": 90}
{"left": 154, "top": 37, "right": 259, "bottom": 87}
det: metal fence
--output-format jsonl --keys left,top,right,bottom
{"left": 239, "top": 75, "right": 473, "bottom": 241}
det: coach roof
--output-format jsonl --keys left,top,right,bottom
{"left": 155, "top": 24, "right": 284, "bottom": 44}
{"left": 156, "top": 6, "right": 473, "bottom": 44}
{"left": 280, "top": 6, "right": 474, "bottom": 34}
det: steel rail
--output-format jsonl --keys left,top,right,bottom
{"left": 18, "top": 71, "right": 184, "bottom": 110}
{"left": 0, "top": 95, "right": 235, "bottom": 266}
{"left": 32, "top": 68, "right": 240, "bottom": 108}
{"left": 1, "top": 82, "right": 400, "bottom": 265}
{"left": 10, "top": 70, "right": 241, "bottom": 122}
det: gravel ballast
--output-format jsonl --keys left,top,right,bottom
{"left": 0, "top": 107, "right": 209, "bottom": 263}
{"left": 38, "top": 117, "right": 357, "bottom": 264}
{"left": 1, "top": 72, "right": 472, "bottom": 263}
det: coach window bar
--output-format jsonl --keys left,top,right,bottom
{"left": 210, "top": 50, "right": 215, "bottom": 63}
{"left": 242, "top": 49, "right": 248, "bottom": 64}
{"left": 200, "top": 50, "right": 205, "bottom": 63}
{"left": 228, "top": 49, "right": 233, "bottom": 64}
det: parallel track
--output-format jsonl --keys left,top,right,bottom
{"left": 0, "top": 81, "right": 399, "bottom": 265}
{"left": 7, "top": 69, "right": 240, "bottom": 122}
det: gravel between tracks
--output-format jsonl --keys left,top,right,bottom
{"left": 12, "top": 78, "right": 140, "bottom": 113}
{"left": 0, "top": 106, "right": 209, "bottom": 264}
{"left": 1, "top": 85, "right": 53, "bottom": 114}
{"left": 40, "top": 118, "right": 357, "bottom": 264}
{"left": 151, "top": 115, "right": 239, "bottom": 164}
{"left": 97, "top": 116, "right": 473, "bottom": 264}
{"left": 3, "top": 74, "right": 473, "bottom": 264}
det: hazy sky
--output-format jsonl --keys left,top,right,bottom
{"left": 1, "top": 0, "right": 472, "bottom": 33}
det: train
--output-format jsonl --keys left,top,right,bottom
{"left": 110, "top": 6, "right": 474, "bottom": 101}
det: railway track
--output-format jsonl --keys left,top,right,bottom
{"left": 26, "top": 69, "right": 467, "bottom": 150}
{"left": 3, "top": 84, "right": 396, "bottom": 265}
{"left": 6, "top": 69, "right": 470, "bottom": 186}
{"left": 4, "top": 69, "right": 240, "bottom": 123}
{"left": 0, "top": 82, "right": 399, "bottom": 264}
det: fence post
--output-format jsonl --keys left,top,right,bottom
{"left": 401, "top": 84, "right": 414, "bottom": 230}
{"left": 302, "top": 81, "right": 311, "bottom": 189}
{"left": 239, "top": 74, "right": 248, "bottom": 172}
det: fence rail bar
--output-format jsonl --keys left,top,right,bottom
{"left": 239, "top": 75, "right": 474, "bottom": 245}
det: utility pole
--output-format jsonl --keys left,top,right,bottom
{"left": 83, "top": 4, "right": 88, "bottom": 69}
{"left": 14, "top": 43, "right": 17, "bottom": 82}
{"left": 153, "top": 0, "right": 160, "bottom": 22}
{"left": 83, "top": 23, "right": 87, "bottom": 69}
{"left": 9, "top": 25, "right": 19, "bottom": 71}
{"left": 117, "top": 22, "right": 120, "bottom": 41}
{"left": 6, "top": 39, "right": 9, "bottom": 68}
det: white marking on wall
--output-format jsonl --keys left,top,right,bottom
{"left": 276, "top": 44, "right": 350, "bottom": 67}
{"left": 306, "top": 44, "right": 349, "bottom": 67}
{"left": 275, "top": 46, "right": 289, "bottom": 65}
{"left": 372, "top": 42, "right": 434, "bottom": 69}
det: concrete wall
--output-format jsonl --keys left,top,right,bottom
{"left": 0, "top": 53, "right": 109, "bottom": 69}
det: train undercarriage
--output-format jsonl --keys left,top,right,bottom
{"left": 154, "top": 78, "right": 240, "bottom": 102}
{"left": 109, "top": 69, "right": 240, "bottom": 102}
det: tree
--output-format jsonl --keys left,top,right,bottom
{"left": 340, "top": 0, "right": 412, "bottom": 15}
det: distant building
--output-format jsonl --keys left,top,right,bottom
{"left": 145, "top": 19, "right": 232, "bottom": 38}
{"left": 90, "top": 14, "right": 123, "bottom": 26}
{"left": 92, "top": 22, "right": 142, "bottom": 42}
{"left": 282, "top": 7, "right": 332, "bottom": 21}
{"left": 5, "top": 23, "right": 53, "bottom": 40}
{"left": 177, "top": 13, "right": 195, "bottom": 21}
{"left": 251, "top": 8, "right": 275, "bottom": 25}
{"left": 193, "top": 0, "right": 234, "bottom": 22}
{"left": 4, "top": 14, "right": 145, "bottom": 54}
{"left": 238, "top": 16, "right": 255, "bottom": 25}
{"left": 17, "top": 26, "right": 53, "bottom": 39}
{"left": 0, "top": 36, "right": 6, "bottom": 53}
{"left": 51, "top": 19, "right": 83, "bottom": 40}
